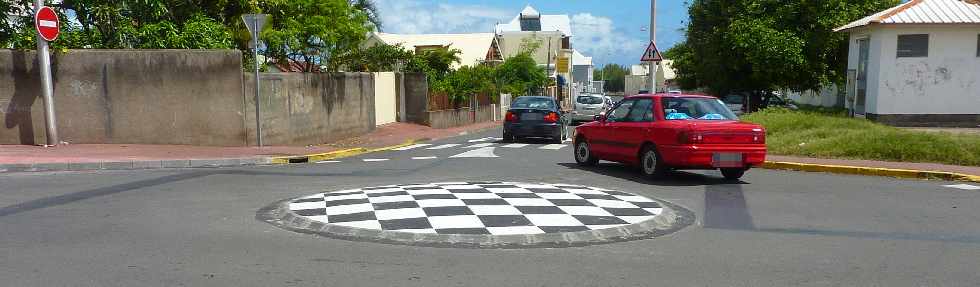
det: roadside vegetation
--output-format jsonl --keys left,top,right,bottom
{"left": 742, "top": 108, "right": 980, "bottom": 167}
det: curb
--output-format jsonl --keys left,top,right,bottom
{"left": 0, "top": 157, "right": 273, "bottom": 174}
{"left": 269, "top": 140, "right": 427, "bottom": 164}
{"left": 762, "top": 161, "right": 980, "bottom": 183}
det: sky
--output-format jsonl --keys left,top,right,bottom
{"left": 373, "top": 0, "right": 689, "bottom": 68}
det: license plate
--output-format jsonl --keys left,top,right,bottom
{"left": 712, "top": 153, "right": 743, "bottom": 167}
{"left": 521, "top": 113, "right": 543, "bottom": 121}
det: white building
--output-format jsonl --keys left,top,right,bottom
{"left": 496, "top": 5, "right": 575, "bottom": 101}
{"left": 363, "top": 32, "right": 502, "bottom": 68}
{"left": 835, "top": 0, "right": 980, "bottom": 127}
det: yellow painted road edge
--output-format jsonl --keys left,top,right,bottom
{"left": 762, "top": 161, "right": 980, "bottom": 183}
{"left": 270, "top": 140, "right": 423, "bottom": 164}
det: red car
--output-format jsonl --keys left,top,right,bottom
{"left": 573, "top": 94, "right": 766, "bottom": 180}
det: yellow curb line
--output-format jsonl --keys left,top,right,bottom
{"left": 270, "top": 140, "right": 425, "bottom": 164}
{"left": 762, "top": 161, "right": 980, "bottom": 183}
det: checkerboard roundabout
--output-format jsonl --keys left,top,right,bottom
{"left": 257, "top": 182, "right": 694, "bottom": 248}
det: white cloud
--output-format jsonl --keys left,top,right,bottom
{"left": 571, "top": 13, "right": 647, "bottom": 66}
{"left": 375, "top": 0, "right": 511, "bottom": 34}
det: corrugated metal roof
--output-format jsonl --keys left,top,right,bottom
{"left": 835, "top": 0, "right": 980, "bottom": 31}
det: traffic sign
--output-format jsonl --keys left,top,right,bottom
{"left": 640, "top": 40, "right": 663, "bottom": 62}
{"left": 242, "top": 14, "right": 269, "bottom": 49}
{"left": 34, "top": 6, "right": 60, "bottom": 42}
{"left": 556, "top": 57, "right": 569, "bottom": 73}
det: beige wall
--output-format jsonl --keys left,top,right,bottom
{"left": 374, "top": 72, "right": 397, "bottom": 125}
{"left": 497, "top": 31, "right": 563, "bottom": 65}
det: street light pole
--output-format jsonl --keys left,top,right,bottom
{"left": 252, "top": 18, "right": 263, "bottom": 147}
{"left": 35, "top": 0, "right": 58, "bottom": 146}
{"left": 648, "top": 0, "right": 658, "bottom": 94}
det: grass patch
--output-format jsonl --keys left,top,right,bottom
{"left": 742, "top": 108, "right": 980, "bottom": 167}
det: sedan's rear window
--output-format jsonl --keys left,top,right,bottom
{"left": 576, "top": 96, "right": 604, "bottom": 105}
{"left": 662, "top": 97, "right": 738, "bottom": 120}
{"left": 512, "top": 97, "right": 556, "bottom": 109}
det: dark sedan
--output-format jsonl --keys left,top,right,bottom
{"left": 503, "top": 96, "right": 568, "bottom": 144}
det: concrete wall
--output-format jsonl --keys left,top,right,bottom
{"left": 243, "top": 73, "right": 375, "bottom": 146}
{"left": 784, "top": 84, "right": 841, "bottom": 108}
{"left": 374, "top": 72, "right": 396, "bottom": 126}
{"left": 427, "top": 105, "right": 495, "bottom": 129}
{"left": 0, "top": 49, "right": 246, "bottom": 146}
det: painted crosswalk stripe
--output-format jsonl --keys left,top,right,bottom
{"left": 468, "top": 137, "right": 495, "bottom": 143}
{"left": 393, "top": 143, "right": 431, "bottom": 151}
{"left": 412, "top": 156, "right": 438, "bottom": 160}
{"left": 501, "top": 143, "right": 529, "bottom": 148}
{"left": 465, "top": 143, "right": 494, "bottom": 148}
{"left": 943, "top": 184, "right": 980, "bottom": 190}
{"left": 540, "top": 144, "right": 567, "bottom": 150}
{"left": 363, "top": 159, "right": 390, "bottom": 162}
{"left": 450, "top": 147, "right": 498, "bottom": 158}
{"left": 316, "top": 160, "right": 341, "bottom": 164}
{"left": 426, "top": 144, "right": 460, "bottom": 150}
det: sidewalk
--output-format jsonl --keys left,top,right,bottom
{"left": 766, "top": 155, "right": 980, "bottom": 178}
{"left": 0, "top": 121, "right": 501, "bottom": 172}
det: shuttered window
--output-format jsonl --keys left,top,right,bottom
{"left": 897, "top": 34, "right": 929, "bottom": 58}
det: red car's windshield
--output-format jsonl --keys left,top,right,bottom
{"left": 662, "top": 97, "right": 738, "bottom": 120}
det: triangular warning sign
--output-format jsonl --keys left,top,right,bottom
{"left": 640, "top": 41, "right": 663, "bottom": 62}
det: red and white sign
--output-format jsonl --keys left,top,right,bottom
{"left": 640, "top": 40, "right": 663, "bottom": 62}
{"left": 34, "top": 6, "right": 60, "bottom": 42}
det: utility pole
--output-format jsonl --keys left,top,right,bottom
{"left": 546, "top": 40, "right": 552, "bottom": 97}
{"left": 648, "top": 0, "right": 658, "bottom": 94}
{"left": 35, "top": 0, "right": 58, "bottom": 146}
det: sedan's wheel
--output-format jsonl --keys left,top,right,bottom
{"left": 720, "top": 168, "right": 746, "bottom": 181}
{"left": 574, "top": 140, "right": 599, "bottom": 166}
{"left": 640, "top": 145, "right": 668, "bottom": 177}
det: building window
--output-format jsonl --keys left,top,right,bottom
{"left": 520, "top": 18, "right": 541, "bottom": 31}
{"left": 896, "top": 34, "right": 928, "bottom": 58}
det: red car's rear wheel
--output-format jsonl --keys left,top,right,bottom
{"left": 640, "top": 145, "right": 669, "bottom": 177}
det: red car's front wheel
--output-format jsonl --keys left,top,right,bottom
{"left": 574, "top": 140, "right": 598, "bottom": 166}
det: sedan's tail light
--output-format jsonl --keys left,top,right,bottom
{"left": 678, "top": 131, "right": 704, "bottom": 144}
{"left": 544, "top": 112, "right": 559, "bottom": 123}
{"left": 753, "top": 131, "right": 766, "bottom": 144}
{"left": 506, "top": 111, "right": 518, "bottom": 122}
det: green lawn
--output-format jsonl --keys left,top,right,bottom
{"left": 741, "top": 108, "right": 980, "bottom": 167}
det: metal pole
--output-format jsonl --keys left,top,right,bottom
{"left": 253, "top": 17, "right": 263, "bottom": 147}
{"left": 648, "top": 0, "right": 658, "bottom": 94}
{"left": 546, "top": 40, "right": 552, "bottom": 96}
{"left": 35, "top": 0, "right": 58, "bottom": 146}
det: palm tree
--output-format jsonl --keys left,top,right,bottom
{"left": 349, "top": 0, "right": 381, "bottom": 31}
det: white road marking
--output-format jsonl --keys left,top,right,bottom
{"left": 362, "top": 159, "right": 390, "bottom": 162}
{"left": 316, "top": 160, "right": 341, "bottom": 163}
{"left": 501, "top": 143, "right": 529, "bottom": 148}
{"left": 450, "top": 147, "right": 498, "bottom": 158}
{"left": 468, "top": 137, "right": 496, "bottom": 143}
{"left": 465, "top": 143, "right": 494, "bottom": 148}
{"left": 412, "top": 156, "right": 438, "bottom": 160}
{"left": 426, "top": 144, "right": 460, "bottom": 150}
{"left": 540, "top": 144, "right": 567, "bottom": 150}
{"left": 393, "top": 143, "right": 431, "bottom": 151}
{"left": 943, "top": 184, "right": 980, "bottom": 190}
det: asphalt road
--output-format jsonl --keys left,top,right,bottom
{"left": 2, "top": 128, "right": 980, "bottom": 287}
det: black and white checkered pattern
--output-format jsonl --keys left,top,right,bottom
{"left": 288, "top": 182, "right": 663, "bottom": 235}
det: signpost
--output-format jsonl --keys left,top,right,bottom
{"left": 640, "top": 40, "right": 663, "bottom": 94}
{"left": 242, "top": 14, "right": 268, "bottom": 146}
{"left": 34, "top": 3, "right": 59, "bottom": 146}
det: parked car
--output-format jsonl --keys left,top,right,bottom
{"left": 720, "top": 93, "right": 798, "bottom": 115}
{"left": 573, "top": 94, "right": 767, "bottom": 180}
{"left": 504, "top": 96, "right": 568, "bottom": 144}
{"left": 571, "top": 94, "right": 608, "bottom": 123}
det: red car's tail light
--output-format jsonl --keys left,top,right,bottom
{"left": 678, "top": 131, "right": 704, "bottom": 144}
{"left": 544, "top": 112, "right": 559, "bottom": 123}
{"left": 506, "top": 111, "right": 518, "bottom": 122}
{"left": 753, "top": 131, "right": 766, "bottom": 144}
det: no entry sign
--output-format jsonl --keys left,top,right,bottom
{"left": 34, "top": 6, "right": 60, "bottom": 42}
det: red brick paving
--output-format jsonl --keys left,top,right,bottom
{"left": 0, "top": 121, "right": 502, "bottom": 165}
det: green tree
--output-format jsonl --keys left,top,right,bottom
{"left": 595, "top": 64, "right": 628, "bottom": 93}
{"left": 495, "top": 53, "right": 547, "bottom": 96}
{"left": 403, "top": 48, "right": 461, "bottom": 81}
{"left": 672, "top": 0, "right": 898, "bottom": 111}
{"left": 335, "top": 43, "right": 413, "bottom": 72}
{"left": 261, "top": 0, "right": 373, "bottom": 72}
{"left": 434, "top": 65, "right": 497, "bottom": 107}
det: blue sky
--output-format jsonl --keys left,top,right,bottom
{"left": 374, "top": 0, "right": 689, "bottom": 68}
